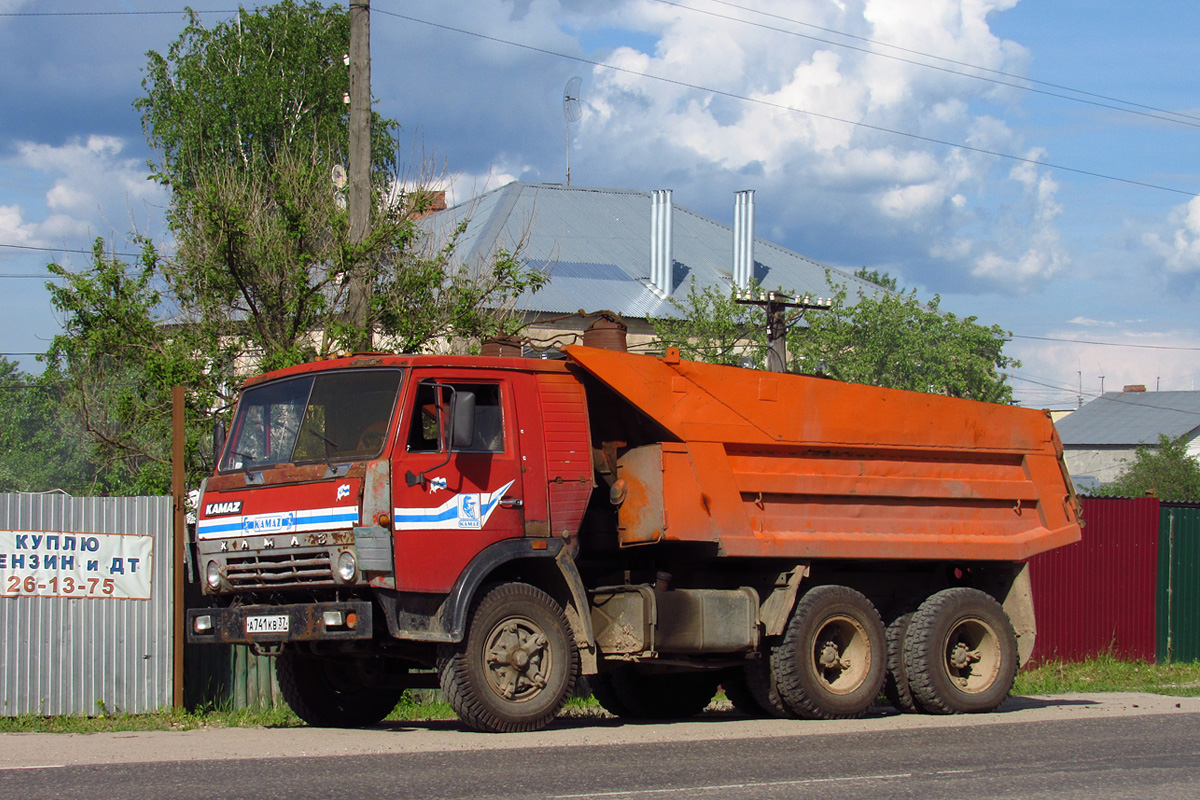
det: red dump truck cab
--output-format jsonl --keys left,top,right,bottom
{"left": 188, "top": 345, "right": 1081, "bottom": 733}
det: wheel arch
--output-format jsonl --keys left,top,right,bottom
{"left": 443, "top": 538, "right": 597, "bottom": 673}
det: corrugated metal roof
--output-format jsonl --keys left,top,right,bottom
{"left": 1056, "top": 391, "right": 1200, "bottom": 446}
{"left": 419, "top": 182, "right": 882, "bottom": 318}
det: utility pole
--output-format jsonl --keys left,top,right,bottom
{"left": 347, "top": 1, "right": 372, "bottom": 351}
{"left": 735, "top": 290, "right": 832, "bottom": 373}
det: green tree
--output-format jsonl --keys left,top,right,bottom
{"left": 0, "top": 359, "right": 98, "bottom": 494}
{"left": 38, "top": 4, "right": 546, "bottom": 494}
{"left": 791, "top": 272, "right": 1019, "bottom": 403}
{"left": 1094, "top": 434, "right": 1200, "bottom": 501}
{"left": 138, "top": 1, "right": 545, "bottom": 369}
{"left": 651, "top": 271, "right": 1018, "bottom": 403}
{"left": 136, "top": 1, "right": 397, "bottom": 194}
{"left": 652, "top": 279, "right": 768, "bottom": 367}
{"left": 43, "top": 240, "right": 224, "bottom": 493}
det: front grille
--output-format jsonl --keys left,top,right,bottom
{"left": 225, "top": 549, "right": 334, "bottom": 590}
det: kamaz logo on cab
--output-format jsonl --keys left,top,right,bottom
{"left": 243, "top": 512, "right": 295, "bottom": 535}
{"left": 205, "top": 501, "right": 243, "bottom": 516}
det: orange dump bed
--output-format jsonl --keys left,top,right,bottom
{"left": 565, "top": 346, "right": 1082, "bottom": 562}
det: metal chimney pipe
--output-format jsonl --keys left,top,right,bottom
{"left": 649, "top": 189, "right": 673, "bottom": 298}
{"left": 733, "top": 189, "right": 755, "bottom": 289}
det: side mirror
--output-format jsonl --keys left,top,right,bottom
{"left": 449, "top": 391, "right": 476, "bottom": 450}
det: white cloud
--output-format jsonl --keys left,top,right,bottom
{"left": 560, "top": 0, "right": 1059, "bottom": 293}
{"left": 1142, "top": 196, "right": 1200, "bottom": 274}
{"left": 1010, "top": 328, "right": 1200, "bottom": 404}
{"left": 0, "top": 202, "right": 41, "bottom": 253}
{"left": 12, "top": 135, "right": 166, "bottom": 245}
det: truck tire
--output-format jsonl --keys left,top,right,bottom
{"left": 437, "top": 582, "right": 579, "bottom": 733}
{"left": 903, "top": 588, "right": 1018, "bottom": 714}
{"left": 276, "top": 650, "right": 401, "bottom": 728}
{"left": 744, "top": 653, "right": 800, "bottom": 719}
{"left": 773, "top": 585, "right": 886, "bottom": 720}
{"left": 609, "top": 668, "right": 720, "bottom": 719}
{"left": 883, "top": 600, "right": 926, "bottom": 714}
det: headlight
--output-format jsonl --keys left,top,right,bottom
{"left": 205, "top": 560, "right": 221, "bottom": 589}
{"left": 337, "top": 551, "right": 357, "bottom": 582}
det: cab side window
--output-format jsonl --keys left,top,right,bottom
{"left": 406, "top": 382, "right": 504, "bottom": 454}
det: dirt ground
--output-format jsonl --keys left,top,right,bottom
{"left": 2, "top": 692, "right": 1198, "bottom": 769}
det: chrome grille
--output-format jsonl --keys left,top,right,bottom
{"left": 225, "top": 549, "right": 334, "bottom": 590}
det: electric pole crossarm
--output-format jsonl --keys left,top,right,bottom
{"left": 735, "top": 290, "right": 833, "bottom": 373}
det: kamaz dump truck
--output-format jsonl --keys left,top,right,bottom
{"left": 187, "top": 341, "right": 1081, "bottom": 732}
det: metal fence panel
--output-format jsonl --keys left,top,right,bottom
{"left": 1158, "top": 503, "right": 1200, "bottom": 663}
{"left": 0, "top": 493, "right": 173, "bottom": 716}
{"left": 1028, "top": 497, "right": 1160, "bottom": 664}
{"left": 183, "top": 580, "right": 282, "bottom": 710}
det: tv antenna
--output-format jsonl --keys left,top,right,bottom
{"left": 563, "top": 76, "right": 582, "bottom": 185}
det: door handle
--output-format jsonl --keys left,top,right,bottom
{"left": 499, "top": 497, "right": 523, "bottom": 508}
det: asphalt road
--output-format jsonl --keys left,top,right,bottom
{"left": 3, "top": 694, "right": 1199, "bottom": 800}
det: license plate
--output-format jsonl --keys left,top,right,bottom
{"left": 246, "top": 614, "right": 289, "bottom": 634}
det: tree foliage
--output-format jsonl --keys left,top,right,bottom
{"left": 43, "top": 240, "right": 223, "bottom": 493}
{"left": 791, "top": 271, "right": 1019, "bottom": 403}
{"left": 136, "top": 1, "right": 396, "bottom": 194}
{"left": 651, "top": 270, "right": 1019, "bottom": 403}
{"left": 652, "top": 279, "right": 768, "bottom": 367}
{"left": 29, "top": 3, "right": 546, "bottom": 495}
{"left": 1093, "top": 434, "right": 1200, "bottom": 501}
{"left": 0, "top": 359, "right": 97, "bottom": 494}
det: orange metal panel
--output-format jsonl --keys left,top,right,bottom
{"left": 566, "top": 346, "right": 1082, "bottom": 563}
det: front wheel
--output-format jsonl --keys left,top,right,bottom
{"left": 276, "top": 650, "right": 402, "bottom": 727}
{"left": 904, "top": 588, "right": 1017, "bottom": 714}
{"left": 773, "top": 585, "right": 886, "bottom": 720}
{"left": 438, "top": 583, "right": 579, "bottom": 733}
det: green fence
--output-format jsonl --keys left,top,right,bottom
{"left": 182, "top": 582, "right": 282, "bottom": 710}
{"left": 1157, "top": 504, "right": 1200, "bottom": 663}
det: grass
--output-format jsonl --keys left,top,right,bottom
{"left": 1014, "top": 655, "right": 1200, "bottom": 697}
{"left": 4, "top": 659, "right": 1200, "bottom": 734}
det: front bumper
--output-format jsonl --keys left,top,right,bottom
{"left": 186, "top": 600, "right": 374, "bottom": 644}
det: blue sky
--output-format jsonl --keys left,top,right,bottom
{"left": 2, "top": 0, "right": 1199, "bottom": 409}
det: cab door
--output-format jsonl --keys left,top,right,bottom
{"left": 390, "top": 371, "right": 525, "bottom": 593}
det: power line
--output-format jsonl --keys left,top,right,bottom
{"left": 377, "top": 10, "right": 1198, "bottom": 199}
{"left": 1010, "top": 334, "right": 1200, "bottom": 352}
{"left": 8, "top": 3, "right": 1195, "bottom": 129}
{"left": 672, "top": 0, "right": 1200, "bottom": 128}
{"left": 0, "top": 9, "right": 236, "bottom": 17}
{"left": 0, "top": 242, "right": 144, "bottom": 258}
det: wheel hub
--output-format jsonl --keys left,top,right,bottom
{"left": 942, "top": 617, "right": 1001, "bottom": 694}
{"left": 484, "top": 618, "right": 551, "bottom": 701}
{"left": 811, "top": 615, "right": 870, "bottom": 695}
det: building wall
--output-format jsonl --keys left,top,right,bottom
{"left": 1064, "top": 446, "right": 1137, "bottom": 484}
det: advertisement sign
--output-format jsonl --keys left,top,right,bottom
{"left": 0, "top": 530, "right": 154, "bottom": 600}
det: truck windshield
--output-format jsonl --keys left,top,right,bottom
{"left": 220, "top": 369, "right": 404, "bottom": 471}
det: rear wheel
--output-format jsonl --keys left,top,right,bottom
{"left": 773, "top": 585, "right": 886, "bottom": 720}
{"left": 276, "top": 650, "right": 401, "bottom": 728}
{"left": 883, "top": 600, "right": 926, "bottom": 714}
{"left": 904, "top": 588, "right": 1017, "bottom": 714}
{"left": 744, "top": 651, "right": 799, "bottom": 719}
{"left": 438, "top": 583, "right": 579, "bottom": 733}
